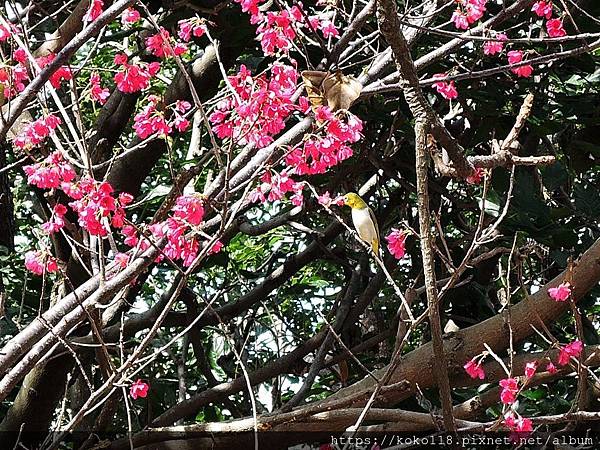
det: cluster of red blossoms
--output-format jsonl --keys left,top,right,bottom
{"left": 285, "top": 106, "right": 363, "bottom": 176}
{"left": 113, "top": 53, "right": 160, "bottom": 93}
{"left": 133, "top": 96, "right": 191, "bottom": 139}
{"left": 24, "top": 250, "right": 59, "bottom": 275}
{"left": 532, "top": 1, "right": 567, "bottom": 37}
{"left": 146, "top": 27, "right": 188, "bottom": 59}
{"left": 23, "top": 150, "right": 76, "bottom": 189}
{"left": 432, "top": 74, "right": 458, "bottom": 100}
{"left": 250, "top": 170, "right": 305, "bottom": 206}
{"left": 451, "top": 0, "right": 488, "bottom": 30}
{"left": 209, "top": 64, "right": 299, "bottom": 148}
{"left": 386, "top": 228, "right": 407, "bottom": 260}
{"left": 13, "top": 114, "right": 62, "bottom": 150}
{"left": 66, "top": 178, "right": 133, "bottom": 236}
{"left": 89, "top": 72, "right": 110, "bottom": 105}
{"left": 464, "top": 336, "right": 584, "bottom": 433}
{"left": 0, "top": 46, "right": 73, "bottom": 100}
{"left": 233, "top": 0, "right": 338, "bottom": 56}
{"left": 122, "top": 194, "right": 221, "bottom": 267}
{"left": 177, "top": 17, "right": 208, "bottom": 41}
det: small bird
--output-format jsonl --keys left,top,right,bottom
{"left": 342, "top": 192, "right": 380, "bottom": 255}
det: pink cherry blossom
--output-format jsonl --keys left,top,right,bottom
{"left": 524, "top": 361, "right": 538, "bottom": 378}
{"left": 532, "top": 1, "right": 553, "bottom": 19}
{"left": 42, "top": 203, "right": 68, "bottom": 234}
{"left": 516, "top": 417, "right": 533, "bottom": 432}
{"left": 546, "top": 18, "right": 566, "bottom": 37}
{"left": 503, "top": 411, "right": 517, "bottom": 429}
{"left": 130, "top": 379, "right": 149, "bottom": 399}
{"left": 121, "top": 7, "right": 140, "bottom": 24}
{"left": 114, "top": 54, "right": 160, "bottom": 93}
{"left": 90, "top": 72, "right": 110, "bottom": 104}
{"left": 466, "top": 167, "right": 484, "bottom": 184}
{"left": 37, "top": 53, "right": 72, "bottom": 88}
{"left": 114, "top": 252, "right": 130, "bottom": 268}
{"left": 23, "top": 150, "right": 75, "bottom": 190}
{"left": 451, "top": 10, "right": 469, "bottom": 30}
{"left": 66, "top": 178, "right": 131, "bottom": 236}
{"left": 432, "top": 74, "right": 458, "bottom": 100}
{"left": 209, "top": 64, "right": 298, "bottom": 149}
{"left": 0, "top": 24, "right": 10, "bottom": 41}
{"left": 464, "top": 359, "right": 485, "bottom": 380}
{"left": 507, "top": 50, "right": 533, "bottom": 78}
{"left": 209, "top": 240, "right": 224, "bottom": 254}
{"left": 146, "top": 28, "right": 187, "bottom": 59}
{"left": 25, "top": 251, "right": 59, "bottom": 275}
{"left": 83, "top": 0, "right": 103, "bottom": 23}
{"left": 548, "top": 282, "right": 571, "bottom": 302}
{"left": 172, "top": 195, "right": 205, "bottom": 226}
{"left": 14, "top": 115, "right": 62, "bottom": 150}
{"left": 451, "top": 0, "right": 488, "bottom": 29}
{"left": 557, "top": 340, "right": 583, "bottom": 366}
{"left": 319, "top": 20, "right": 339, "bottom": 39}
{"left": 178, "top": 18, "right": 208, "bottom": 41}
{"left": 499, "top": 377, "right": 519, "bottom": 404}
{"left": 483, "top": 33, "right": 507, "bottom": 55}
{"left": 386, "top": 229, "right": 407, "bottom": 260}
{"left": 133, "top": 95, "right": 171, "bottom": 139}
{"left": 256, "top": 8, "right": 300, "bottom": 55}
{"left": 546, "top": 361, "right": 557, "bottom": 374}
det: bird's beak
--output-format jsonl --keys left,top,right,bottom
{"left": 334, "top": 196, "right": 345, "bottom": 205}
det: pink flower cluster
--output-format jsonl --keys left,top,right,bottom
{"left": 37, "top": 53, "right": 73, "bottom": 88}
{"left": 23, "top": 150, "right": 75, "bottom": 189}
{"left": 114, "top": 53, "right": 160, "bottom": 93}
{"left": 13, "top": 114, "right": 62, "bottom": 150}
{"left": 558, "top": 339, "right": 582, "bottom": 366}
{"left": 499, "top": 377, "right": 519, "bottom": 405}
{"left": 466, "top": 167, "right": 484, "bottom": 184}
{"left": 483, "top": 33, "right": 507, "bottom": 56}
{"left": 42, "top": 204, "right": 68, "bottom": 234}
{"left": 121, "top": 7, "right": 141, "bottom": 25}
{"left": 130, "top": 379, "right": 149, "bottom": 399}
{"left": 123, "top": 194, "right": 220, "bottom": 267}
{"left": 532, "top": 2, "right": 567, "bottom": 37}
{"left": 146, "top": 27, "right": 187, "bottom": 59}
{"left": 386, "top": 228, "right": 407, "bottom": 260}
{"left": 83, "top": 0, "right": 103, "bottom": 23}
{"left": 546, "top": 18, "right": 566, "bottom": 37}
{"left": 133, "top": 96, "right": 192, "bottom": 139}
{"left": 504, "top": 411, "right": 533, "bottom": 433}
{"left": 257, "top": 8, "right": 302, "bottom": 55}
{"left": 316, "top": 191, "right": 343, "bottom": 207}
{"left": 507, "top": 50, "right": 533, "bottom": 78}
{"left": 285, "top": 107, "right": 362, "bottom": 176}
{"left": 532, "top": 0, "right": 553, "bottom": 19}
{"left": 0, "top": 49, "right": 29, "bottom": 98}
{"left": 464, "top": 358, "right": 485, "bottom": 380}
{"left": 233, "top": 0, "right": 334, "bottom": 56}
{"left": 66, "top": 178, "right": 133, "bottom": 236}
{"left": 25, "top": 250, "right": 59, "bottom": 275}
{"left": 90, "top": 72, "right": 110, "bottom": 104}
{"left": 451, "top": 0, "right": 488, "bottom": 30}
{"left": 432, "top": 74, "right": 458, "bottom": 100}
{"left": 548, "top": 282, "right": 571, "bottom": 302}
{"left": 250, "top": 170, "right": 305, "bottom": 206}
{"left": 178, "top": 17, "right": 208, "bottom": 41}
{"left": 524, "top": 361, "right": 538, "bottom": 378}
{"left": 209, "top": 64, "right": 298, "bottom": 148}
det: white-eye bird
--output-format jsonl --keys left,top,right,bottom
{"left": 342, "top": 192, "right": 380, "bottom": 255}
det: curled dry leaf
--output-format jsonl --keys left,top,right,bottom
{"left": 301, "top": 70, "right": 362, "bottom": 112}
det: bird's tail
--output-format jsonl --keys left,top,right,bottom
{"left": 372, "top": 239, "right": 380, "bottom": 257}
